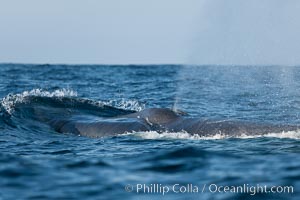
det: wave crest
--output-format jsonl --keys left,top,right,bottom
{"left": 0, "top": 89, "right": 144, "bottom": 119}
{"left": 1, "top": 89, "right": 77, "bottom": 114}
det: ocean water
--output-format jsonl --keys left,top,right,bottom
{"left": 0, "top": 64, "right": 299, "bottom": 200}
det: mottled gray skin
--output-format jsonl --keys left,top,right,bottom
{"left": 48, "top": 108, "right": 299, "bottom": 138}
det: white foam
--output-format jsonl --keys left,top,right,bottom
{"left": 0, "top": 89, "right": 145, "bottom": 115}
{"left": 126, "top": 130, "right": 300, "bottom": 140}
{"left": 104, "top": 98, "right": 145, "bottom": 111}
{"left": 0, "top": 88, "right": 77, "bottom": 114}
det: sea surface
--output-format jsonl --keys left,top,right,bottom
{"left": 0, "top": 64, "right": 299, "bottom": 200}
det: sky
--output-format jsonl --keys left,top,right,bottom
{"left": 1, "top": 0, "right": 300, "bottom": 65}
{"left": 0, "top": 0, "right": 202, "bottom": 64}
{"left": 190, "top": 0, "right": 300, "bottom": 66}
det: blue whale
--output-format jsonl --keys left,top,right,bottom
{"left": 44, "top": 108, "right": 298, "bottom": 138}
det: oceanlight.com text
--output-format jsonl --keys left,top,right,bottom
{"left": 124, "top": 183, "right": 294, "bottom": 196}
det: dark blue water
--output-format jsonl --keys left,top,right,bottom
{"left": 0, "top": 64, "right": 299, "bottom": 200}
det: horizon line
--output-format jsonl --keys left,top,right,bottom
{"left": 1, "top": 62, "right": 300, "bottom": 67}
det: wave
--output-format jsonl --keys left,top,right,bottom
{"left": 0, "top": 89, "right": 77, "bottom": 114}
{"left": 0, "top": 89, "right": 145, "bottom": 134}
{"left": 0, "top": 88, "right": 144, "bottom": 115}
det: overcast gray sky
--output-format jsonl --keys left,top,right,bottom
{"left": 1, "top": 0, "right": 300, "bottom": 65}
{"left": 0, "top": 0, "right": 202, "bottom": 64}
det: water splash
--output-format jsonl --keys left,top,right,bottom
{"left": 104, "top": 99, "right": 145, "bottom": 112}
{"left": 128, "top": 130, "right": 300, "bottom": 140}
